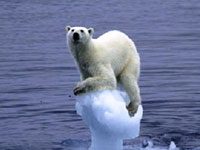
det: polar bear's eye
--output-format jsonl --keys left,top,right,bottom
{"left": 80, "top": 30, "right": 84, "bottom": 33}
{"left": 71, "top": 29, "right": 74, "bottom": 32}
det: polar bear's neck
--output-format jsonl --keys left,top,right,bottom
{"left": 70, "top": 39, "right": 95, "bottom": 69}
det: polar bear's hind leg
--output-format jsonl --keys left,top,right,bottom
{"left": 119, "top": 63, "right": 141, "bottom": 115}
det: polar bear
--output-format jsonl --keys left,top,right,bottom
{"left": 65, "top": 26, "right": 141, "bottom": 115}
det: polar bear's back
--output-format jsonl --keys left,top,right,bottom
{"left": 97, "top": 30, "right": 128, "bottom": 40}
{"left": 97, "top": 30, "right": 133, "bottom": 47}
{"left": 94, "top": 30, "right": 139, "bottom": 76}
{"left": 96, "top": 30, "right": 138, "bottom": 55}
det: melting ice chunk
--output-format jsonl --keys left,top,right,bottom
{"left": 169, "top": 141, "right": 179, "bottom": 150}
{"left": 75, "top": 90, "right": 143, "bottom": 150}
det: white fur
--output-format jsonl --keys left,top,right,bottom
{"left": 66, "top": 26, "right": 141, "bottom": 113}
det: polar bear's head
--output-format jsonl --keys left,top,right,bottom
{"left": 66, "top": 26, "right": 94, "bottom": 45}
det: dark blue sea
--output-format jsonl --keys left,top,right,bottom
{"left": 0, "top": 0, "right": 200, "bottom": 149}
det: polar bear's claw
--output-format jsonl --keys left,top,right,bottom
{"left": 73, "top": 85, "right": 85, "bottom": 95}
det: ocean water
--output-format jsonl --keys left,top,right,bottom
{"left": 0, "top": 0, "right": 200, "bottom": 149}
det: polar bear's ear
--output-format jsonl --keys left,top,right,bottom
{"left": 65, "top": 26, "right": 71, "bottom": 32}
{"left": 88, "top": 28, "right": 94, "bottom": 36}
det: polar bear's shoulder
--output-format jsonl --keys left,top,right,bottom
{"left": 95, "top": 30, "right": 133, "bottom": 47}
{"left": 97, "top": 30, "right": 128, "bottom": 40}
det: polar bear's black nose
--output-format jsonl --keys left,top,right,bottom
{"left": 73, "top": 32, "right": 80, "bottom": 41}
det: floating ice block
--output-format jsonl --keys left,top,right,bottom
{"left": 75, "top": 90, "right": 143, "bottom": 150}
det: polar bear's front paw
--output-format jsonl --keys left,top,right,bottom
{"left": 73, "top": 82, "right": 86, "bottom": 95}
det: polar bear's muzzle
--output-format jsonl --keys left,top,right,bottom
{"left": 73, "top": 32, "right": 80, "bottom": 42}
